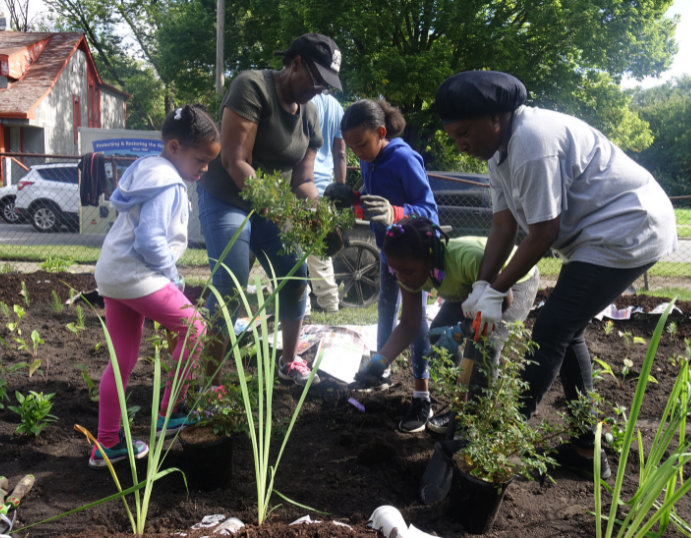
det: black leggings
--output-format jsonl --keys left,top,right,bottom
{"left": 429, "top": 269, "right": 540, "bottom": 400}
{"left": 521, "top": 261, "right": 654, "bottom": 447}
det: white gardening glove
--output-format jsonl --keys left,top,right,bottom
{"left": 473, "top": 286, "right": 510, "bottom": 337}
{"left": 361, "top": 195, "right": 399, "bottom": 225}
{"left": 462, "top": 280, "right": 490, "bottom": 319}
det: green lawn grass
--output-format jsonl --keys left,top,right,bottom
{"left": 639, "top": 287, "right": 691, "bottom": 301}
{"left": 0, "top": 244, "right": 209, "bottom": 267}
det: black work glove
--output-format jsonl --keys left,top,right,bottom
{"left": 324, "top": 183, "right": 361, "bottom": 210}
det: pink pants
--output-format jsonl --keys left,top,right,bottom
{"left": 98, "top": 283, "right": 206, "bottom": 446}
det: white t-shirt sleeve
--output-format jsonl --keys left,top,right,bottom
{"left": 513, "top": 156, "right": 563, "bottom": 224}
{"left": 488, "top": 171, "right": 509, "bottom": 213}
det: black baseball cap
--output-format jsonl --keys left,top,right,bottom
{"left": 275, "top": 33, "right": 343, "bottom": 91}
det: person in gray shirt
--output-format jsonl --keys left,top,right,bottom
{"left": 436, "top": 70, "right": 677, "bottom": 479}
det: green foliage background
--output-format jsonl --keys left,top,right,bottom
{"left": 35, "top": 0, "right": 689, "bottom": 181}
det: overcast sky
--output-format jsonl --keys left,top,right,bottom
{"left": 16, "top": 0, "right": 691, "bottom": 90}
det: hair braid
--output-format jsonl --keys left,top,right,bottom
{"left": 382, "top": 215, "right": 449, "bottom": 286}
{"left": 161, "top": 103, "right": 220, "bottom": 148}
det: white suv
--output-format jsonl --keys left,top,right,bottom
{"left": 14, "top": 163, "right": 80, "bottom": 233}
{"left": 0, "top": 183, "right": 20, "bottom": 223}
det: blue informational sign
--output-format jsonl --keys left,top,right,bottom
{"left": 92, "top": 138, "right": 163, "bottom": 157}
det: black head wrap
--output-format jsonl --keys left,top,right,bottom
{"left": 436, "top": 71, "right": 527, "bottom": 125}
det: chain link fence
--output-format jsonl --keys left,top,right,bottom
{"left": 0, "top": 153, "right": 688, "bottom": 305}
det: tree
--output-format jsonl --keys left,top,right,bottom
{"left": 5, "top": 0, "right": 31, "bottom": 31}
{"left": 267, "top": 0, "right": 677, "bottom": 166}
{"left": 628, "top": 76, "right": 691, "bottom": 194}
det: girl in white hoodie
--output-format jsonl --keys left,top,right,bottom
{"left": 90, "top": 105, "right": 220, "bottom": 468}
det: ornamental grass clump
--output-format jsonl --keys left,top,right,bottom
{"left": 594, "top": 301, "right": 691, "bottom": 538}
{"left": 433, "top": 321, "right": 599, "bottom": 484}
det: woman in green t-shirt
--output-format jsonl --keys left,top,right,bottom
{"left": 358, "top": 215, "right": 539, "bottom": 434}
{"left": 197, "top": 34, "right": 343, "bottom": 387}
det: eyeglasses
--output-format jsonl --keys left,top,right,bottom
{"left": 305, "top": 60, "right": 329, "bottom": 93}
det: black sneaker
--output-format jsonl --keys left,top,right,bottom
{"left": 427, "top": 410, "right": 452, "bottom": 434}
{"left": 546, "top": 443, "right": 612, "bottom": 479}
{"left": 399, "top": 397, "right": 433, "bottom": 433}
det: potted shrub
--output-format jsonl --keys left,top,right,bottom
{"left": 179, "top": 372, "right": 249, "bottom": 491}
{"left": 431, "top": 321, "right": 598, "bottom": 534}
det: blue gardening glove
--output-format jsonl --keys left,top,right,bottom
{"left": 356, "top": 353, "right": 390, "bottom": 381}
{"left": 172, "top": 274, "right": 185, "bottom": 293}
{"left": 426, "top": 322, "right": 466, "bottom": 356}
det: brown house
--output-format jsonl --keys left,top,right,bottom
{"left": 0, "top": 30, "right": 129, "bottom": 166}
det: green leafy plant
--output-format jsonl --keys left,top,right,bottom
{"left": 8, "top": 390, "right": 58, "bottom": 436}
{"left": 39, "top": 255, "right": 75, "bottom": 273}
{"left": 240, "top": 169, "right": 355, "bottom": 257}
{"left": 66, "top": 305, "right": 86, "bottom": 338}
{"left": 432, "top": 322, "right": 599, "bottom": 483}
{"left": 666, "top": 321, "right": 678, "bottom": 336}
{"left": 50, "top": 290, "right": 65, "bottom": 313}
{"left": 186, "top": 372, "right": 248, "bottom": 439}
{"left": 593, "top": 357, "right": 620, "bottom": 386}
{"left": 20, "top": 281, "right": 29, "bottom": 307}
{"left": 603, "top": 404, "right": 629, "bottom": 455}
{"left": 0, "top": 301, "right": 9, "bottom": 318}
{"left": 74, "top": 364, "right": 100, "bottom": 402}
{"left": 6, "top": 304, "right": 25, "bottom": 336}
{"left": 16, "top": 330, "right": 46, "bottom": 380}
{"left": 594, "top": 301, "right": 691, "bottom": 538}
{"left": 0, "top": 354, "right": 27, "bottom": 410}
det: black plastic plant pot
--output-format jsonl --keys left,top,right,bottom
{"left": 448, "top": 464, "right": 513, "bottom": 534}
{"left": 179, "top": 433, "right": 233, "bottom": 491}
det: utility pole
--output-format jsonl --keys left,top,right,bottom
{"left": 215, "top": 0, "right": 225, "bottom": 95}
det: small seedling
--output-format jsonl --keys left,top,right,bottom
{"left": 604, "top": 320, "right": 614, "bottom": 336}
{"left": 593, "top": 357, "right": 620, "bottom": 386}
{"left": 122, "top": 393, "right": 140, "bottom": 428}
{"left": 666, "top": 321, "right": 678, "bottom": 336}
{"left": 604, "top": 404, "right": 630, "bottom": 454}
{"left": 6, "top": 305, "right": 25, "bottom": 335}
{"left": 8, "top": 390, "right": 58, "bottom": 436}
{"left": 66, "top": 305, "right": 86, "bottom": 338}
{"left": 74, "top": 364, "right": 100, "bottom": 402}
{"left": 39, "top": 255, "right": 75, "bottom": 273}
{"left": 20, "top": 281, "right": 29, "bottom": 307}
{"left": 50, "top": 290, "right": 64, "bottom": 313}
{"left": 0, "top": 301, "right": 9, "bottom": 318}
{"left": 0, "top": 356, "right": 28, "bottom": 410}
{"left": 93, "top": 341, "right": 104, "bottom": 352}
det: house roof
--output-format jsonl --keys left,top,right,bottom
{"left": 0, "top": 31, "right": 129, "bottom": 119}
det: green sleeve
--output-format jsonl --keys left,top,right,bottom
{"left": 222, "top": 71, "right": 266, "bottom": 124}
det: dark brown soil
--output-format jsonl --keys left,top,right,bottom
{"left": 1, "top": 278, "right": 690, "bottom": 537}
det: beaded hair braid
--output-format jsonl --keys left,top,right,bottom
{"left": 382, "top": 215, "right": 450, "bottom": 287}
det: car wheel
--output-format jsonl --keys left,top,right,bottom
{"left": 31, "top": 203, "right": 60, "bottom": 233}
{"left": 1, "top": 196, "right": 19, "bottom": 223}
{"left": 333, "top": 240, "right": 380, "bottom": 309}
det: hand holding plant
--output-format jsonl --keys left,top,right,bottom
{"left": 240, "top": 170, "right": 355, "bottom": 257}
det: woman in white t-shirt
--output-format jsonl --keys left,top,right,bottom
{"left": 435, "top": 70, "right": 677, "bottom": 479}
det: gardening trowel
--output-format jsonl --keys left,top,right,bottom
{"left": 0, "top": 475, "right": 34, "bottom": 536}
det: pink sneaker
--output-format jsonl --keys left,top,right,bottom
{"left": 278, "top": 357, "right": 320, "bottom": 386}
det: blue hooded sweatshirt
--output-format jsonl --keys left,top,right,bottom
{"left": 95, "top": 155, "right": 189, "bottom": 299}
{"left": 360, "top": 138, "right": 439, "bottom": 258}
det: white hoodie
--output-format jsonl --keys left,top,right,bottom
{"left": 95, "top": 155, "right": 189, "bottom": 299}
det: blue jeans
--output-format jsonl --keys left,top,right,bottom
{"left": 377, "top": 260, "right": 430, "bottom": 379}
{"left": 197, "top": 185, "right": 307, "bottom": 333}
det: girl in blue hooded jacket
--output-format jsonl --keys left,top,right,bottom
{"left": 340, "top": 99, "right": 439, "bottom": 433}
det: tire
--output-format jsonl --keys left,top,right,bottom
{"left": 333, "top": 240, "right": 380, "bottom": 309}
{"left": 31, "top": 202, "right": 61, "bottom": 233}
{"left": 1, "top": 196, "right": 19, "bottom": 223}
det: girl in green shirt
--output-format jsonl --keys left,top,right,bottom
{"left": 357, "top": 215, "right": 539, "bottom": 434}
